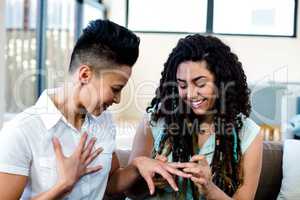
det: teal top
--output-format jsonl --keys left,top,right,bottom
{"left": 148, "top": 116, "right": 260, "bottom": 200}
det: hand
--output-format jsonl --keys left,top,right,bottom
{"left": 153, "top": 154, "right": 171, "bottom": 188}
{"left": 132, "top": 156, "right": 191, "bottom": 195}
{"left": 155, "top": 154, "right": 168, "bottom": 163}
{"left": 181, "top": 155, "right": 213, "bottom": 194}
{"left": 52, "top": 132, "right": 103, "bottom": 193}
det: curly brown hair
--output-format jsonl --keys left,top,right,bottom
{"left": 147, "top": 34, "right": 251, "bottom": 197}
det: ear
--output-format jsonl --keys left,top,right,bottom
{"left": 78, "top": 65, "right": 93, "bottom": 84}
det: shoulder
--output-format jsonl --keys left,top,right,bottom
{"left": 1, "top": 107, "right": 42, "bottom": 137}
{"left": 239, "top": 117, "right": 261, "bottom": 154}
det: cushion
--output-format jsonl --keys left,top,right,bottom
{"left": 255, "top": 141, "right": 283, "bottom": 200}
{"left": 277, "top": 139, "right": 300, "bottom": 200}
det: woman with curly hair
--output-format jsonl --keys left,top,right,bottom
{"left": 122, "top": 34, "right": 263, "bottom": 200}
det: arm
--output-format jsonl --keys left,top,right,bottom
{"left": 208, "top": 131, "right": 263, "bottom": 200}
{"left": 106, "top": 117, "right": 190, "bottom": 195}
{"left": 106, "top": 117, "right": 154, "bottom": 194}
{"left": 231, "top": 131, "right": 263, "bottom": 200}
{"left": 0, "top": 164, "right": 70, "bottom": 200}
{"left": 0, "top": 173, "right": 27, "bottom": 200}
{"left": 0, "top": 133, "right": 102, "bottom": 200}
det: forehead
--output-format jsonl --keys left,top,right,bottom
{"left": 176, "top": 61, "right": 214, "bottom": 81}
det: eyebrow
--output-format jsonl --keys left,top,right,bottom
{"left": 177, "top": 76, "right": 206, "bottom": 82}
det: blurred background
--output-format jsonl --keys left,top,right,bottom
{"left": 0, "top": 0, "right": 300, "bottom": 149}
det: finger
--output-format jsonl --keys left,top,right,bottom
{"left": 190, "top": 155, "right": 208, "bottom": 166}
{"left": 143, "top": 174, "right": 155, "bottom": 195}
{"left": 52, "top": 137, "right": 64, "bottom": 160}
{"left": 155, "top": 155, "right": 168, "bottom": 163}
{"left": 191, "top": 176, "right": 207, "bottom": 185}
{"left": 168, "top": 162, "right": 196, "bottom": 169}
{"left": 84, "top": 147, "right": 103, "bottom": 166}
{"left": 76, "top": 132, "right": 88, "bottom": 155}
{"left": 162, "top": 164, "right": 191, "bottom": 178}
{"left": 85, "top": 165, "right": 103, "bottom": 175}
{"left": 190, "top": 155, "right": 205, "bottom": 162}
{"left": 155, "top": 167, "right": 178, "bottom": 192}
{"left": 81, "top": 137, "right": 97, "bottom": 161}
{"left": 183, "top": 167, "right": 203, "bottom": 176}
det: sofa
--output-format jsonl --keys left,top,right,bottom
{"left": 107, "top": 141, "right": 283, "bottom": 200}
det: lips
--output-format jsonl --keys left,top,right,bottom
{"left": 190, "top": 99, "right": 207, "bottom": 109}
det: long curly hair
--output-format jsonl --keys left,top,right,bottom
{"left": 147, "top": 34, "right": 251, "bottom": 197}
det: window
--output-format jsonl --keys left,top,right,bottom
{"left": 5, "top": 0, "right": 38, "bottom": 113}
{"left": 46, "top": 0, "right": 76, "bottom": 88}
{"left": 213, "top": 0, "right": 297, "bottom": 36}
{"left": 4, "top": 0, "right": 106, "bottom": 115}
{"left": 82, "top": 0, "right": 106, "bottom": 28}
{"left": 127, "top": 0, "right": 208, "bottom": 33}
{"left": 126, "top": 0, "right": 297, "bottom": 37}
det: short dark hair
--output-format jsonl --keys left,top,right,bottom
{"left": 69, "top": 19, "right": 140, "bottom": 73}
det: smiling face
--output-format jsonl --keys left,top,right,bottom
{"left": 77, "top": 65, "right": 132, "bottom": 116}
{"left": 176, "top": 60, "right": 216, "bottom": 116}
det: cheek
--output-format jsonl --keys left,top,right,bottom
{"left": 178, "top": 87, "right": 187, "bottom": 99}
{"left": 80, "top": 85, "right": 98, "bottom": 104}
{"left": 202, "top": 83, "right": 216, "bottom": 97}
{"left": 98, "top": 88, "right": 113, "bottom": 102}
{"left": 206, "top": 88, "right": 217, "bottom": 107}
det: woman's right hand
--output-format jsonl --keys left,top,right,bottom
{"left": 52, "top": 132, "right": 103, "bottom": 193}
{"left": 132, "top": 156, "right": 191, "bottom": 195}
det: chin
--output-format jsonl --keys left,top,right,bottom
{"left": 192, "top": 108, "right": 208, "bottom": 115}
{"left": 92, "top": 112, "right": 102, "bottom": 117}
{"left": 91, "top": 108, "right": 103, "bottom": 116}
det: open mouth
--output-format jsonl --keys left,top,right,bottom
{"left": 190, "top": 98, "right": 207, "bottom": 109}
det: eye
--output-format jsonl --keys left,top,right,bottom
{"left": 111, "top": 87, "right": 121, "bottom": 93}
{"left": 195, "top": 80, "right": 206, "bottom": 88}
{"left": 178, "top": 83, "right": 187, "bottom": 89}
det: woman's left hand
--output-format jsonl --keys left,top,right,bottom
{"left": 179, "top": 155, "right": 213, "bottom": 194}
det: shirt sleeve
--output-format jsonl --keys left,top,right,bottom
{"left": 0, "top": 126, "right": 32, "bottom": 176}
{"left": 240, "top": 118, "right": 261, "bottom": 154}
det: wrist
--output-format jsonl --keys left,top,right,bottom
{"left": 132, "top": 156, "right": 147, "bottom": 168}
{"left": 55, "top": 180, "right": 74, "bottom": 194}
{"left": 131, "top": 156, "right": 149, "bottom": 178}
{"left": 204, "top": 182, "right": 217, "bottom": 199}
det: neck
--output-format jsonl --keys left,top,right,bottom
{"left": 197, "top": 114, "right": 215, "bottom": 135}
{"left": 199, "top": 113, "right": 214, "bottom": 124}
{"left": 51, "top": 85, "right": 86, "bottom": 130}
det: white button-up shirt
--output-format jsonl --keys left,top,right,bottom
{"left": 0, "top": 89, "right": 116, "bottom": 200}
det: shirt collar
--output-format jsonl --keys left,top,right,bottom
{"left": 34, "top": 89, "right": 64, "bottom": 130}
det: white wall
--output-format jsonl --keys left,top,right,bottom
{"left": 107, "top": 1, "right": 300, "bottom": 122}
{"left": 0, "top": 0, "right": 6, "bottom": 127}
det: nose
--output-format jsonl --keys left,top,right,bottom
{"left": 113, "top": 93, "right": 121, "bottom": 104}
{"left": 186, "top": 85, "right": 198, "bottom": 100}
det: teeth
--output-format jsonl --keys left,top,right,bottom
{"left": 191, "top": 99, "right": 205, "bottom": 108}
